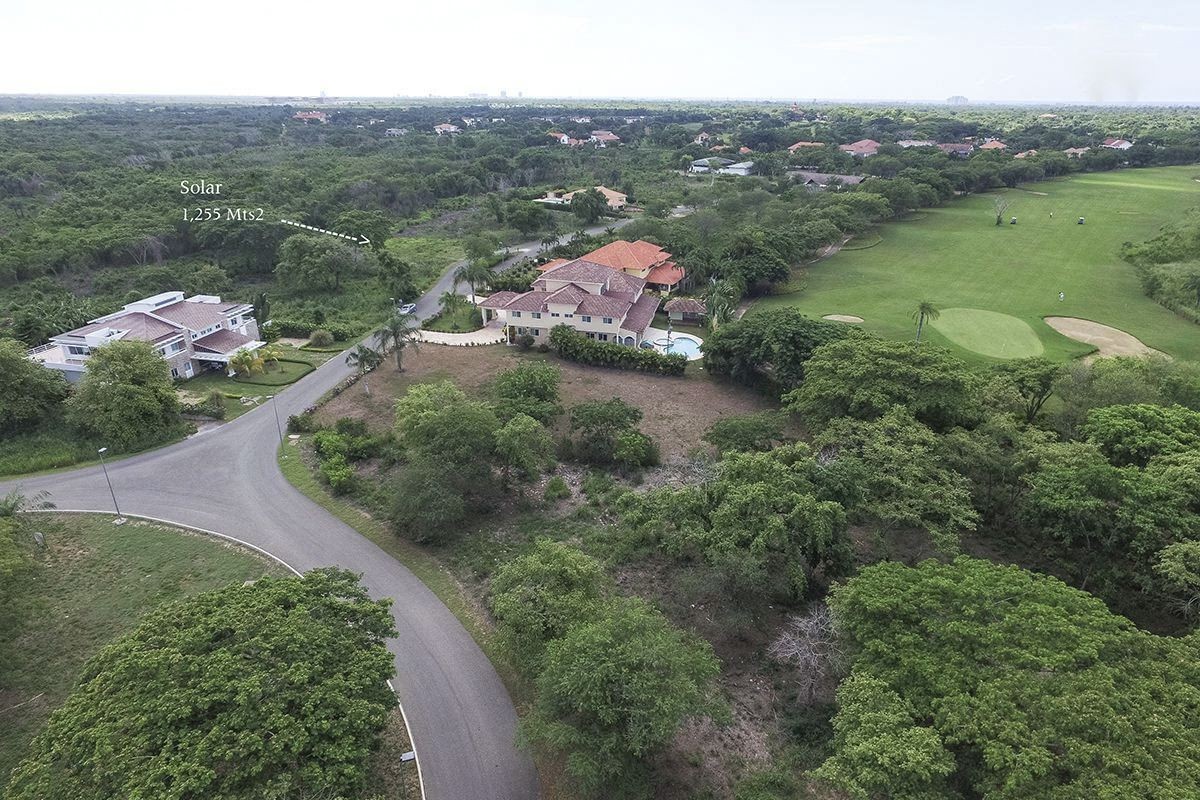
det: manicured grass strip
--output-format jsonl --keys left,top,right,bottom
{"left": 423, "top": 304, "right": 484, "bottom": 333}
{"left": 929, "top": 308, "right": 1045, "bottom": 358}
{"left": 0, "top": 514, "right": 279, "bottom": 782}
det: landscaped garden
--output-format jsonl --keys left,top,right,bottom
{"left": 755, "top": 166, "right": 1200, "bottom": 364}
{"left": 422, "top": 303, "right": 484, "bottom": 333}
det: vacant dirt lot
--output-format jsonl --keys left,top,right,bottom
{"left": 318, "top": 343, "right": 776, "bottom": 460}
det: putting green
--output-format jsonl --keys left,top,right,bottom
{"left": 928, "top": 308, "right": 1045, "bottom": 358}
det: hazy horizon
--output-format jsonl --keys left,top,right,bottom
{"left": 5, "top": 0, "right": 1199, "bottom": 104}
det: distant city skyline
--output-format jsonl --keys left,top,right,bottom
{"left": 4, "top": 0, "right": 1199, "bottom": 103}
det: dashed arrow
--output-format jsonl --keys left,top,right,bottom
{"left": 279, "top": 218, "right": 371, "bottom": 246}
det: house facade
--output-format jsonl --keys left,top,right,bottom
{"left": 434, "top": 123, "right": 461, "bottom": 135}
{"left": 480, "top": 259, "right": 660, "bottom": 347}
{"left": 29, "top": 291, "right": 262, "bottom": 383}
{"left": 536, "top": 185, "right": 628, "bottom": 211}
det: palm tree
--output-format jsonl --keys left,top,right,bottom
{"left": 375, "top": 312, "right": 420, "bottom": 372}
{"left": 229, "top": 348, "right": 264, "bottom": 377}
{"left": 912, "top": 301, "right": 940, "bottom": 344}
{"left": 259, "top": 344, "right": 283, "bottom": 372}
{"left": 453, "top": 261, "right": 493, "bottom": 304}
{"left": 345, "top": 345, "right": 383, "bottom": 395}
{"left": 440, "top": 290, "right": 469, "bottom": 316}
{"left": 540, "top": 233, "right": 559, "bottom": 253}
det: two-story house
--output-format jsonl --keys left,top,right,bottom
{"left": 480, "top": 259, "right": 660, "bottom": 348}
{"left": 28, "top": 291, "right": 262, "bottom": 382}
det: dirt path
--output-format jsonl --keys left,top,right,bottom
{"left": 1044, "top": 316, "right": 1168, "bottom": 359}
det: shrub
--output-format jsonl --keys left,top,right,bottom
{"left": 319, "top": 453, "right": 356, "bottom": 495}
{"left": 271, "top": 319, "right": 355, "bottom": 342}
{"left": 287, "top": 411, "right": 319, "bottom": 433}
{"left": 515, "top": 334, "right": 535, "bottom": 351}
{"left": 548, "top": 325, "right": 686, "bottom": 376}
{"left": 309, "top": 328, "right": 335, "bottom": 347}
{"left": 543, "top": 476, "right": 571, "bottom": 502}
{"left": 494, "top": 362, "right": 561, "bottom": 422}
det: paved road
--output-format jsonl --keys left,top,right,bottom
{"left": 1, "top": 272, "right": 533, "bottom": 800}
{"left": 1, "top": 219, "right": 641, "bottom": 799}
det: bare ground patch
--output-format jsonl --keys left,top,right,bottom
{"left": 1043, "top": 316, "right": 1168, "bottom": 360}
{"left": 822, "top": 314, "right": 863, "bottom": 323}
{"left": 319, "top": 344, "right": 776, "bottom": 461}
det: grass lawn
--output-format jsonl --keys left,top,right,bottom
{"left": 0, "top": 514, "right": 281, "bottom": 782}
{"left": 178, "top": 344, "right": 338, "bottom": 418}
{"left": 423, "top": 303, "right": 484, "bottom": 332}
{"left": 754, "top": 165, "right": 1200, "bottom": 363}
{"left": 384, "top": 237, "right": 465, "bottom": 297}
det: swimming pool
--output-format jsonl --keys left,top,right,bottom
{"left": 653, "top": 334, "right": 703, "bottom": 360}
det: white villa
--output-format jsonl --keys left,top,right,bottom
{"left": 28, "top": 291, "right": 262, "bottom": 382}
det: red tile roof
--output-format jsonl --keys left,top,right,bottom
{"left": 979, "top": 140, "right": 1007, "bottom": 150}
{"left": 839, "top": 139, "right": 881, "bottom": 156}
{"left": 788, "top": 140, "right": 824, "bottom": 151}
{"left": 646, "top": 261, "right": 686, "bottom": 287}
{"left": 664, "top": 298, "right": 706, "bottom": 314}
{"left": 619, "top": 294, "right": 659, "bottom": 335}
{"left": 480, "top": 291, "right": 520, "bottom": 309}
{"left": 536, "top": 258, "right": 571, "bottom": 272}
{"left": 579, "top": 240, "right": 669, "bottom": 273}
{"left": 154, "top": 300, "right": 241, "bottom": 331}
{"left": 59, "top": 312, "right": 181, "bottom": 344}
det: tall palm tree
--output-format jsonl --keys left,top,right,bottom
{"left": 912, "top": 301, "right": 940, "bottom": 344}
{"left": 375, "top": 312, "right": 420, "bottom": 372}
{"left": 453, "top": 261, "right": 493, "bottom": 304}
{"left": 345, "top": 345, "right": 383, "bottom": 395}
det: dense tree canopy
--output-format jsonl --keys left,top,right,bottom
{"left": 65, "top": 340, "right": 182, "bottom": 451}
{"left": 703, "top": 308, "right": 851, "bottom": 391}
{"left": 819, "top": 557, "right": 1200, "bottom": 800}
{"left": 0, "top": 338, "right": 69, "bottom": 433}
{"left": 6, "top": 569, "right": 397, "bottom": 800}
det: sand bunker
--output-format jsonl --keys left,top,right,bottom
{"left": 1044, "top": 317, "right": 1167, "bottom": 359}
{"left": 823, "top": 314, "right": 864, "bottom": 323}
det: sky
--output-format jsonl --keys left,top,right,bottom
{"left": 3, "top": 0, "right": 1199, "bottom": 103}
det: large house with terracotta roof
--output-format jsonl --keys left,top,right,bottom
{"left": 578, "top": 240, "right": 686, "bottom": 294}
{"left": 480, "top": 259, "right": 660, "bottom": 348}
{"left": 28, "top": 291, "right": 261, "bottom": 383}
{"left": 839, "top": 139, "right": 881, "bottom": 157}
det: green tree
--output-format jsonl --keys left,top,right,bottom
{"left": 506, "top": 200, "right": 549, "bottom": 236}
{"left": 703, "top": 411, "right": 789, "bottom": 454}
{"left": 815, "top": 408, "right": 979, "bottom": 553}
{"left": 703, "top": 307, "right": 850, "bottom": 391}
{"left": 570, "top": 188, "right": 610, "bottom": 225}
{"left": 462, "top": 234, "right": 497, "bottom": 263}
{"left": 439, "top": 290, "right": 469, "bottom": 316}
{"left": 784, "top": 336, "right": 980, "bottom": 432}
{"left": 227, "top": 347, "right": 264, "bottom": 376}
{"left": 453, "top": 259, "right": 493, "bottom": 302}
{"left": 1081, "top": 403, "right": 1200, "bottom": 467}
{"left": 374, "top": 312, "right": 421, "bottom": 371}
{"left": 333, "top": 209, "right": 391, "bottom": 251}
{"left": 183, "top": 263, "right": 231, "bottom": 296}
{"left": 0, "top": 338, "right": 69, "bottom": 433}
{"left": 820, "top": 557, "right": 1200, "bottom": 800}
{"left": 275, "top": 233, "right": 363, "bottom": 292}
{"left": 569, "top": 398, "right": 644, "bottom": 464}
{"left": 911, "top": 300, "right": 940, "bottom": 343}
{"left": 493, "top": 362, "right": 561, "bottom": 422}
{"left": 376, "top": 250, "right": 416, "bottom": 301}
{"left": 65, "top": 341, "right": 182, "bottom": 451}
{"left": 344, "top": 344, "right": 382, "bottom": 394}
{"left": 523, "top": 598, "right": 722, "bottom": 796}
{"left": 6, "top": 569, "right": 396, "bottom": 800}
{"left": 493, "top": 413, "right": 555, "bottom": 481}
{"left": 489, "top": 540, "right": 609, "bottom": 668}
{"left": 994, "top": 357, "right": 1060, "bottom": 422}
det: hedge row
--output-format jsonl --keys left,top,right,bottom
{"left": 548, "top": 325, "right": 686, "bottom": 376}
{"left": 269, "top": 319, "right": 356, "bottom": 341}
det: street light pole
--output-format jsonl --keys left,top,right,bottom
{"left": 268, "top": 394, "right": 285, "bottom": 451}
{"left": 97, "top": 447, "right": 124, "bottom": 522}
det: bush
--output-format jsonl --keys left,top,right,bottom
{"left": 319, "top": 453, "right": 356, "bottom": 495}
{"left": 548, "top": 325, "right": 686, "bottom": 376}
{"left": 543, "top": 476, "right": 571, "bottom": 502}
{"left": 309, "top": 328, "right": 335, "bottom": 347}
{"left": 287, "top": 411, "right": 319, "bottom": 433}
{"left": 271, "top": 319, "right": 355, "bottom": 342}
{"left": 515, "top": 334, "right": 535, "bottom": 351}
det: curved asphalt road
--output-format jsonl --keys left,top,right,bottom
{"left": 1, "top": 219, "right": 637, "bottom": 799}
{"left": 0, "top": 254, "right": 523, "bottom": 800}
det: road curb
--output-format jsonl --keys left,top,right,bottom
{"left": 24, "top": 509, "right": 428, "bottom": 800}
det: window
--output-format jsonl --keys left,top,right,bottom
{"left": 581, "top": 315, "right": 592, "bottom": 323}
{"left": 531, "top": 328, "right": 540, "bottom": 336}
{"left": 599, "top": 333, "right": 609, "bottom": 342}
{"left": 531, "top": 312, "right": 542, "bottom": 319}
{"left": 168, "top": 341, "right": 184, "bottom": 353}
{"left": 564, "top": 313, "right": 573, "bottom": 318}
{"left": 67, "top": 345, "right": 88, "bottom": 356}
{"left": 512, "top": 311, "right": 522, "bottom": 318}
{"left": 586, "top": 332, "right": 596, "bottom": 339}
{"left": 602, "top": 317, "right": 613, "bottom": 325}
{"left": 550, "top": 312, "right": 560, "bottom": 317}
{"left": 171, "top": 367, "right": 180, "bottom": 378}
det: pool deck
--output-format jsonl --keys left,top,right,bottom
{"left": 644, "top": 326, "right": 704, "bottom": 361}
